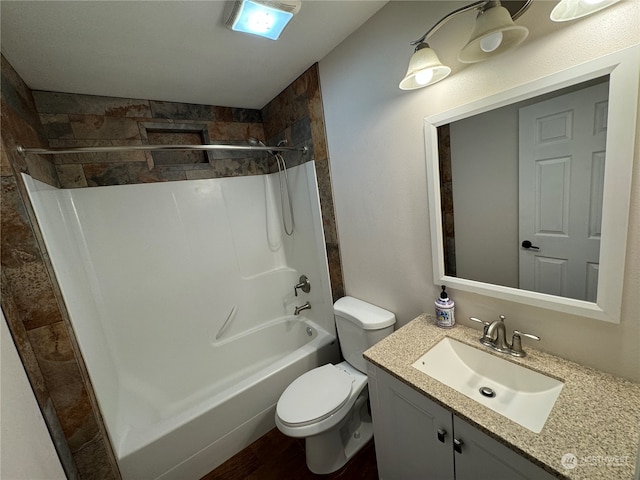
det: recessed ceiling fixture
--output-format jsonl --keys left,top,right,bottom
{"left": 399, "top": 1, "right": 531, "bottom": 90}
{"left": 225, "top": 0, "right": 301, "bottom": 40}
{"left": 550, "top": 0, "right": 621, "bottom": 22}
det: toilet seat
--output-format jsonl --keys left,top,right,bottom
{"left": 276, "top": 364, "right": 354, "bottom": 427}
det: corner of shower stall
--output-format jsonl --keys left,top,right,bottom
{"left": 22, "top": 161, "right": 340, "bottom": 479}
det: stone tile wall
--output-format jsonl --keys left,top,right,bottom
{"left": 33, "top": 91, "right": 268, "bottom": 187}
{"left": 437, "top": 124, "right": 456, "bottom": 277}
{"left": 262, "top": 64, "right": 344, "bottom": 300}
{"left": 1, "top": 55, "right": 120, "bottom": 479}
{"left": 1, "top": 55, "right": 344, "bottom": 480}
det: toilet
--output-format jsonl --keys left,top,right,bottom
{"left": 275, "top": 296, "right": 396, "bottom": 474}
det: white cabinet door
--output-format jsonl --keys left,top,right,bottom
{"left": 453, "top": 416, "right": 557, "bottom": 480}
{"left": 368, "top": 364, "right": 454, "bottom": 480}
{"left": 368, "top": 363, "right": 560, "bottom": 480}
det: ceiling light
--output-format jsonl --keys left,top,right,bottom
{"left": 399, "top": 0, "right": 532, "bottom": 90}
{"left": 550, "top": 0, "right": 621, "bottom": 22}
{"left": 225, "top": 0, "right": 301, "bottom": 40}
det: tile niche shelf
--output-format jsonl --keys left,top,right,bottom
{"left": 138, "top": 122, "right": 214, "bottom": 168}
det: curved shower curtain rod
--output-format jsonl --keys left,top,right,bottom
{"left": 16, "top": 143, "right": 308, "bottom": 156}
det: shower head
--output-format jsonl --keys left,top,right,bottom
{"left": 248, "top": 137, "right": 279, "bottom": 158}
{"left": 248, "top": 137, "right": 289, "bottom": 152}
{"left": 247, "top": 137, "right": 267, "bottom": 147}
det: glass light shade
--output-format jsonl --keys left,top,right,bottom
{"left": 229, "top": 0, "right": 295, "bottom": 40}
{"left": 457, "top": 4, "right": 529, "bottom": 64}
{"left": 399, "top": 44, "right": 452, "bottom": 90}
{"left": 550, "top": 0, "right": 621, "bottom": 21}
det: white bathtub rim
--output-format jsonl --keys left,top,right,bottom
{"left": 113, "top": 315, "right": 328, "bottom": 433}
{"left": 212, "top": 313, "right": 315, "bottom": 346}
{"left": 116, "top": 325, "right": 340, "bottom": 479}
{"left": 115, "top": 330, "right": 308, "bottom": 430}
{"left": 115, "top": 319, "right": 335, "bottom": 460}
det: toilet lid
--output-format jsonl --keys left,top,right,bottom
{"left": 277, "top": 364, "right": 354, "bottom": 426}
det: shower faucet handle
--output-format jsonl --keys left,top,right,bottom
{"left": 294, "top": 275, "right": 311, "bottom": 297}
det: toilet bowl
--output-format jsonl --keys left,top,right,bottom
{"left": 275, "top": 297, "right": 396, "bottom": 474}
{"left": 276, "top": 362, "right": 367, "bottom": 437}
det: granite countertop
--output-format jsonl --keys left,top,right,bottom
{"left": 364, "top": 315, "right": 640, "bottom": 480}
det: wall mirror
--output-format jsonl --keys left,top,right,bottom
{"left": 424, "top": 46, "right": 639, "bottom": 323}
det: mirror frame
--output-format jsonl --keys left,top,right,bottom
{"left": 424, "top": 46, "right": 639, "bottom": 323}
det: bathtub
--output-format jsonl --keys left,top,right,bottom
{"left": 22, "top": 163, "right": 338, "bottom": 479}
{"left": 117, "top": 317, "right": 339, "bottom": 480}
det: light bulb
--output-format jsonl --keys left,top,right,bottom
{"left": 247, "top": 10, "right": 275, "bottom": 33}
{"left": 415, "top": 68, "right": 434, "bottom": 86}
{"left": 480, "top": 31, "right": 503, "bottom": 53}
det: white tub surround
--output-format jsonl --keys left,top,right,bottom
{"left": 23, "top": 162, "right": 339, "bottom": 479}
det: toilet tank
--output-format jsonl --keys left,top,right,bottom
{"left": 333, "top": 297, "right": 396, "bottom": 373}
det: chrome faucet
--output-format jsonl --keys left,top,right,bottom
{"left": 294, "top": 301, "right": 311, "bottom": 315}
{"left": 470, "top": 315, "right": 540, "bottom": 357}
{"left": 485, "top": 315, "right": 510, "bottom": 353}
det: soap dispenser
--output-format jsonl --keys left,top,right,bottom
{"left": 435, "top": 285, "right": 455, "bottom": 328}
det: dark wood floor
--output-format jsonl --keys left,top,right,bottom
{"left": 201, "top": 428, "right": 379, "bottom": 480}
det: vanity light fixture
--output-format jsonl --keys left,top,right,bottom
{"left": 225, "top": 0, "right": 301, "bottom": 40}
{"left": 550, "top": 0, "right": 621, "bottom": 22}
{"left": 399, "top": 0, "right": 531, "bottom": 90}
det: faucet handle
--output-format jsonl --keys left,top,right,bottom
{"left": 513, "top": 330, "right": 540, "bottom": 341}
{"left": 294, "top": 275, "right": 311, "bottom": 297}
{"left": 469, "top": 316, "right": 490, "bottom": 327}
{"left": 510, "top": 330, "right": 540, "bottom": 357}
{"left": 469, "top": 317, "right": 491, "bottom": 340}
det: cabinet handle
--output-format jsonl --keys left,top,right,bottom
{"left": 454, "top": 438, "right": 464, "bottom": 454}
{"left": 437, "top": 428, "right": 447, "bottom": 443}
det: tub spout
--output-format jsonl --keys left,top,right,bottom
{"left": 294, "top": 302, "right": 311, "bottom": 315}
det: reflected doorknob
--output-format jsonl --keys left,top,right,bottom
{"left": 521, "top": 240, "right": 540, "bottom": 250}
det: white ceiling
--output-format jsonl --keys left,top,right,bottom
{"left": 1, "top": 0, "right": 388, "bottom": 109}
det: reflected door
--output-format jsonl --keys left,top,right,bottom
{"left": 518, "top": 82, "right": 608, "bottom": 301}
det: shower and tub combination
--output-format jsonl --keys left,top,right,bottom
{"left": 21, "top": 142, "right": 339, "bottom": 479}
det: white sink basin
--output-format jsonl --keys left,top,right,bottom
{"left": 412, "top": 337, "right": 563, "bottom": 433}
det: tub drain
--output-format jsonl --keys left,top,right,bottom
{"left": 479, "top": 386, "right": 496, "bottom": 398}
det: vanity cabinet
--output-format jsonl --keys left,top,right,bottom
{"left": 367, "top": 363, "right": 557, "bottom": 480}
